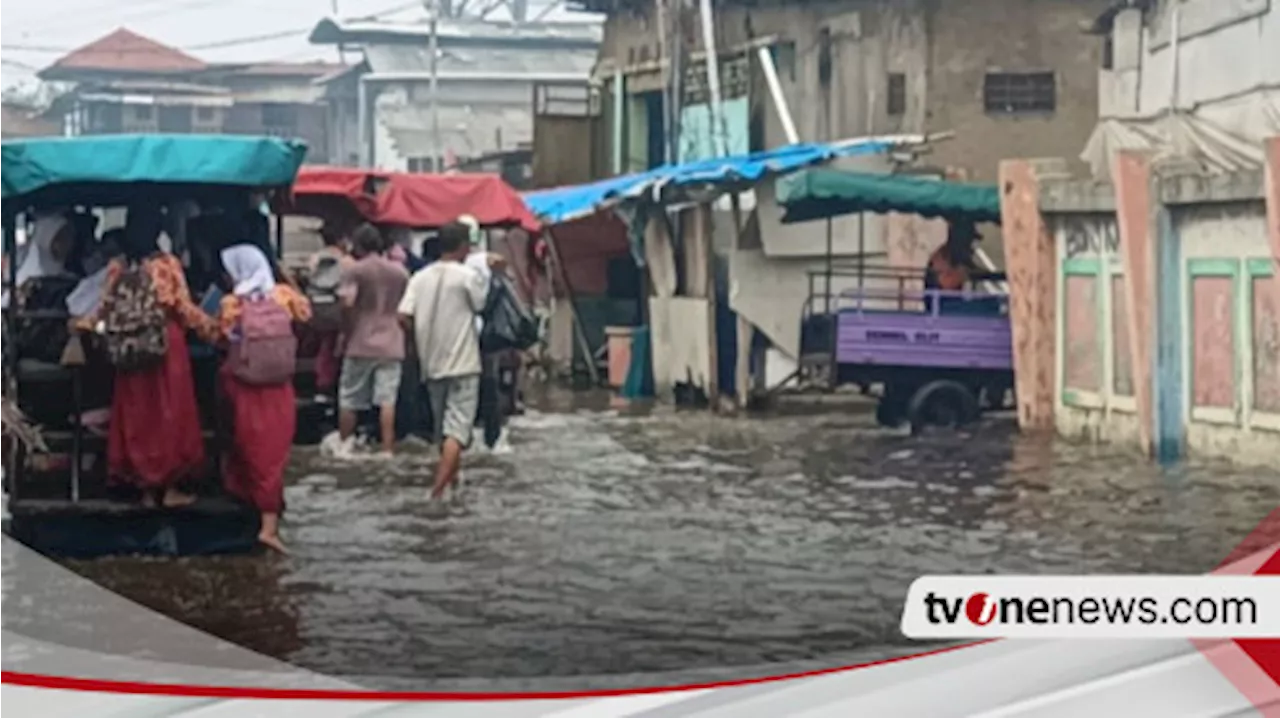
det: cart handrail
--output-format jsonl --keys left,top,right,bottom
{"left": 834, "top": 286, "right": 1008, "bottom": 319}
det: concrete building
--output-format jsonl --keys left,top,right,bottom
{"left": 38, "top": 29, "right": 342, "bottom": 163}
{"left": 997, "top": 1, "right": 1279, "bottom": 466}
{"left": 577, "top": 0, "right": 1110, "bottom": 233}
{"left": 307, "top": 17, "right": 601, "bottom": 171}
{"left": 1085, "top": 0, "right": 1280, "bottom": 178}
{"left": 1001, "top": 147, "right": 1279, "bottom": 468}
{"left": 554, "top": 0, "right": 1108, "bottom": 378}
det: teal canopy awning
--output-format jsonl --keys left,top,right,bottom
{"left": 778, "top": 170, "right": 1002, "bottom": 224}
{"left": 2, "top": 134, "right": 308, "bottom": 203}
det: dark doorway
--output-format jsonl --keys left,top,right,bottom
{"left": 643, "top": 91, "right": 665, "bottom": 168}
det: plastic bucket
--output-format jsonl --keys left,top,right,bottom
{"left": 604, "top": 326, "right": 636, "bottom": 388}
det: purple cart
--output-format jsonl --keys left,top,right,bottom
{"left": 801, "top": 279, "right": 1015, "bottom": 433}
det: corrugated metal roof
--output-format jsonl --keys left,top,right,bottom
{"left": 309, "top": 17, "right": 602, "bottom": 48}
{"left": 206, "top": 61, "right": 348, "bottom": 78}
{"left": 363, "top": 44, "right": 594, "bottom": 78}
{"left": 81, "top": 79, "right": 230, "bottom": 95}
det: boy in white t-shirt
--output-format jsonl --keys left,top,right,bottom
{"left": 398, "top": 221, "right": 505, "bottom": 499}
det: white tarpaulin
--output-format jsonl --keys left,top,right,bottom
{"left": 1082, "top": 90, "right": 1280, "bottom": 179}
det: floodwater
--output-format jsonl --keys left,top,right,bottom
{"left": 58, "top": 388, "right": 1280, "bottom": 688}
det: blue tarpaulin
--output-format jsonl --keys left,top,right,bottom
{"left": 2, "top": 134, "right": 308, "bottom": 201}
{"left": 523, "top": 138, "right": 896, "bottom": 225}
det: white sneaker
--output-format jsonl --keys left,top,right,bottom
{"left": 320, "top": 431, "right": 358, "bottom": 460}
{"left": 332, "top": 437, "right": 359, "bottom": 460}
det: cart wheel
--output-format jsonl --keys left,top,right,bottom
{"left": 907, "top": 380, "right": 979, "bottom": 435}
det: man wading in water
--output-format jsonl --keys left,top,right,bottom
{"left": 398, "top": 222, "right": 505, "bottom": 499}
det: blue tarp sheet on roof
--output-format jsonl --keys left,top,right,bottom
{"left": 2, "top": 134, "right": 308, "bottom": 200}
{"left": 523, "top": 139, "right": 894, "bottom": 225}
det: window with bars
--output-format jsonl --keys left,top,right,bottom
{"left": 983, "top": 71, "right": 1056, "bottom": 114}
{"left": 887, "top": 73, "right": 907, "bottom": 116}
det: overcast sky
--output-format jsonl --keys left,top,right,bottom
{"left": 1, "top": 0, "right": 595, "bottom": 91}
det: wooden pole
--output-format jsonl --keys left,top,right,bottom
{"left": 689, "top": 203, "right": 718, "bottom": 406}
{"left": 730, "top": 193, "right": 752, "bottom": 409}
{"left": 543, "top": 228, "right": 601, "bottom": 385}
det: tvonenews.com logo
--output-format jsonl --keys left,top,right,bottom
{"left": 900, "top": 577, "right": 1280, "bottom": 639}
{"left": 924, "top": 591, "right": 1257, "bottom": 627}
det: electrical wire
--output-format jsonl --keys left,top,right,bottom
{"left": 18, "top": 0, "right": 231, "bottom": 37}
{"left": 5, "top": 0, "right": 439, "bottom": 56}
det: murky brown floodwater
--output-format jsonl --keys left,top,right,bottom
{"left": 58, "top": 388, "right": 1280, "bottom": 686}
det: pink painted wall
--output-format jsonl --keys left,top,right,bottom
{"left": 1253, "top": 274, "right": 1280, "bottom": 414}
{"left": 1063, "top": 275, "right": 1102, "bottom": 392}
{"left": 1262, "top": 136, "right": 1280, "bottom": 415}
{"left": 885, "top": 212, "right": 946, "bottom": 271}
{"left": 1190, "top": 276, "right": 1237, "bottom": 409}
{"left": 1110, "top": 274, "right": 1135, "bottom": 397}
{"left": 999, "top": 160, "right": 1057, "bottom": 431}
{"left": 1112, "top": 152, "right": 1157, "bottom": 455}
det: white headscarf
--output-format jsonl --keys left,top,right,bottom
{"left": 16, "top": 212, "right": 70, "bottom": 285}
{"left": 220, "top": 244, "right": 276, "bottom": 297}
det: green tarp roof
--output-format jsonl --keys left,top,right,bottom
{"left": 777, "top": 169, "right": 1002, "bottom": 224}
{"left": 2, "top": 134, "right": 308, "bottom": 203}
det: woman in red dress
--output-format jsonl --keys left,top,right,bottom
{"left": 82, "top": 204, "right": 219, "bottom": 507}
{"left": 217, "top": 244, "right": 312, "bottom": 553}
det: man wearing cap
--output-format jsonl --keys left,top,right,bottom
{"left": 923, "top": 220, "right": 997, "bottom": 314}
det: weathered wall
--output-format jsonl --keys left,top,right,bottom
{"left": 1034, "top": 161, "right": 1279, "bottom": 466}
{"left": 370, "top": 78, "right": 542, "bottom": 170}
{"left": 926, "top": 0, "right": 1107, "bottom": 186}
{"left": 532, "top": 114, "right": 606, "bottom": 188}
{"left": 1136, "top": 0, "right": 1279, "bottom": 114}
{"left": 596, "top": 0, "right": 1106, "bottom": 286}
{"left": 1049, "top": 207, "right": 1147, "bottom": 450}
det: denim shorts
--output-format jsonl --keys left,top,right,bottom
{"left": 339, "top": 357, "right": 402, "bottom": 411}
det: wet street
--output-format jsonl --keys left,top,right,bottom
{"left": 58, "top": 389, "right": 1280, "bottom": 687}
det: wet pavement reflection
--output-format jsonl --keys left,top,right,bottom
{"left": 58, "top": 388, "right": 1280, "bottom": 685}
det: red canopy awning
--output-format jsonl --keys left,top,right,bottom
{"left": 277, "top": 166, "right": 381, "bottom": 226}
{"left": 280, "top": 166, "right": 540, "bottom": 233}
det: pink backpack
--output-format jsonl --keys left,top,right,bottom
{"left": 229, "top": 294, "right": 298, "bottom": 385}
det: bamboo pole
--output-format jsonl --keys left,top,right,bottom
{"left": 542, "top": 228, "right": 601, "bottom": 385}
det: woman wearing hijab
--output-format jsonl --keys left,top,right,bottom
{"left": 77, "top": 202, "right": 219, "bottom": 507}
{"left": 15, "top": 211, "right": 76, "bottom": 285}
{"left": 217, "top": 243, "right": 311, "bottom": 554}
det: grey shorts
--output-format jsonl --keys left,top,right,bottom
{"left": 340, "top": 357, "right": 402, "bottom": 411}
{"left": 427, "top": 374, "right": 480, "bottom": 449}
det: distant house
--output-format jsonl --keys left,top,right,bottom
{"left": 307, "top": 17, "right": 600, "bottom": 170}
{"left": 38, "top": 28, "right": 343, "bottom": 162}
{"left": 197, "top": 62, "right": 344, "bottom": 163}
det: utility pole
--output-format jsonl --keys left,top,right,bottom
{"left": 656, "top": 0, "right": 672, "bottom": 164}
{"left": 426, "top": 0, "right": 442, "bottom": 171}
{"left": 668, "top": 1, "right": 684, "bottom": 164}
{"left": 697, "top": 0, "right": 727, "bottom": 158}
